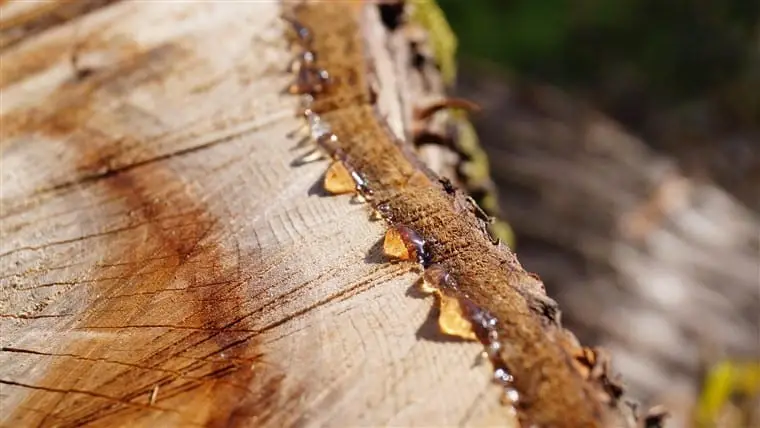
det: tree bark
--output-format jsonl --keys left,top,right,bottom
{"left": 0, "top": 1, "right": 516, "bottom": 426}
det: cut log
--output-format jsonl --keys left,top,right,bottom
{"left": 0, "top": 1, "right": 516, "bottom": 426}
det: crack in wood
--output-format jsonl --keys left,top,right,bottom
{"left": 0, "top": 379, "right": 178, "bottom": 413}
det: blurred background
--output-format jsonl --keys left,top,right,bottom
{"left": 433, "top": 0, "right": 760, "bottom": 426}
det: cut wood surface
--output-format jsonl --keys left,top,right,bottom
{"left": 0, "top": 2, "right": 515, "bottom": 427}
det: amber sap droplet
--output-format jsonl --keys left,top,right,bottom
{"left": 470, "top": 306, "right": 498, "bottom": 332}
{"left": 324, "top": 161, "right": 357, "bottom": 195}
{"left": 383, "top": 226, "right": 410, "bottom": 261}
{"left": 370, "top": 202, "right": 392, "bottom": 221}
{"left": 501, "top": 388, "right": 520, "bottom": 405}
{"left": 288, "top": 50, "right": 317, "bottom": 73}
{"left": 422, "top": 264, "right": 457, "bottom": 292}
{"left": 290, "top": 66, "right": 312, "bottom": 94}
{"left": 300, "top": 50, "right": 316, "bottom": 65}
{"left": 382, "top": 224, "right": 431, "bottom": 266}
{"left": 416, "top": 264, "right": 476, "bottom": 341}
{"left": 493, "top": 367, "right": 514, "bottom": 385}
{"left": 350, "top": 170, "right": 373, "bottom": 199}
{"left": 376, "top": 202, "right": 393, "bottom": 221}
{"left": 438, "top": 294, "right": 478, "bottom": 341}
{"left": 304, "top": 110, "right": 339, "bottom": 152}
{"left": 288, "top": 66, "right": 330, "bottom": 95}
{"left": 486, "top": 340, "right": 501, "bottom": 357}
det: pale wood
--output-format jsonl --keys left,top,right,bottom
{"left": 0, "top": 2, "right": 515, "bottom": 427}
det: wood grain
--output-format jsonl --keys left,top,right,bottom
{"left": 0, "top": 1, "right": 514, "bottom": 427}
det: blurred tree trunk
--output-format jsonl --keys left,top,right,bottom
{"left": 457, "top": 66, "right": 760, "bottom": 427}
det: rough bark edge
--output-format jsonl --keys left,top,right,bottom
{"left": 284, "top": 1, "right": 648, "bottom": 427}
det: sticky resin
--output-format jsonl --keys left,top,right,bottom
{"left": 501, "top": 387, "right": 520, "bottom": 405}
{"left": 370, "top": 202, "right": 393, "bottom": 222}
{"left": 291, "top": 108, "right": 339, "bottom": 153}
{"left": 283, "top": 16, "right": 313, "bottom": 47}
{"left": 496, "top": 363, "right": 520, "bottom": 407}
{"left": 303, "top": 109, "right": 339, "bottom": 151}
{"left": 350, "top": 169, "right": 373, "bottom": 201}
{"left": 289, "top": 50, "right": 316, "bottom": 73}
{"left": 416, "top": 264, "right": 477, "bottom": 341}
{"left": 422, "top": 266, "right": 520, "bottom": 405}
{"left": 383, "top": 224, "right": 431, "bottom": 266}
{"left": 438, "top": 294, "right": 478, "bottom": 340}
{"left": 420, "top": 263, "right": 456, "bottom": 292}
{"left": 288, "top": 65, "right": 330, "bottom": 95}
{"left": 421, "top": 265, "right": 505, "bottom": 355}
{"left": 493, "top": 366, "right": 514, "bottom": 385}
{"left": 470, "top": 308, "right": 519, "bottom": 406}
{"left": 323, "top": 157, "right": 373, "bottom": 198}
{"left": 469, "top": 305, "right": 502, "bottom": 357}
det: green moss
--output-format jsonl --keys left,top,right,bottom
{"left": 437, "top": 0, "right": 759, "bottom": 101}
{"left": 410, "top": 0, "right": 458, "bottom": 85}
{"left": 696, "top": 361, "right": 760, "bottom": 426}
